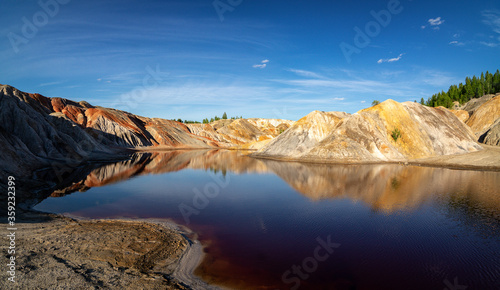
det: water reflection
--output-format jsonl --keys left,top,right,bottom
{"left": 35, "top": 149, "right": 500, "bottom": 290}
{"left": 50, "top": 150, "right": 500, "bottom": 216}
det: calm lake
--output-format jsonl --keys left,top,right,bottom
{"left": 34, "top": 150, "right": 500, "bottom": 290}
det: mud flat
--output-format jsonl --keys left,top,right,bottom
{"left": 0, "top": 210, "right": 220, "bottom": 290}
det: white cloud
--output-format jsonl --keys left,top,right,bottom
{"left": 253, "top": 59, "right": 269, "bottom": 69}
{"left": 421, "top": 17, "right": 444, "bottom": 30}
{"left": 428, "top": 17, "right": 444, "bottom": 26}
{"left": 97, "top": 78, "right": 102, "bottom": 82}
{"left": 377, "top": 53, "right": 404, "bottom": 64}
{"left": 360, "top": 100, "right": 366, "bottom": 103}
{"left": 333, "top": 97, "right": 345, "bottom": 101}
{"left": 287, "top": 69, "right": 324, "bottom": 79}
{"left": 449, "top": 41, "right": 465, "bottom": 46}
{"left": 253, "top": 64, "right": 267, "bottom": 69}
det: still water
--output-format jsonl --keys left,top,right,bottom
{"left": 35, "top": 150, "right": 500, "bottom": 289}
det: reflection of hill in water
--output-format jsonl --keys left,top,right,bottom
{"left": 49, "top": 150, "right": 500, "bottom": 217}
{"left": 266, "top": 160, "right": 500, "bottom": 212}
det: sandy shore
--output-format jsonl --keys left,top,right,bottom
{"left": 252, "top": 145, "right": 500, "bottom": 171}
{"left": 408, "top": 145, "right": 500, "bottom": 171}
{"left": 0, "top": 210, "right": 222, "bottom": 290}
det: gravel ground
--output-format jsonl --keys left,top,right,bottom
{"left": 0, "top": 210, "right": 213, "bottom": 289}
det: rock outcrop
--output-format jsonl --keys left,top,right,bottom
{"left": 255, "top": 110, "right": 349, "bottom": 157}
{"left": 459, "top": 94, "right": 498, "bottom": 116}
{"left": 52, "top": 101, "right": 216, "bottom": 149}
{"left": 254, "top": 100, "right": 482, "bottom": 162}
{"left": 465, "top": 95, "right": 500, "bottom": 146}
{"left": 0, "top": 85, "right": 218, "bottom": 179}
{"left": 450, "top": 109, "right": 469, "bottom": 123}
{"left": 0, "top": 85, "right": 118, "bottom": 178}
{"left": 186, "top": 118, "right": 294, "bottom": 148}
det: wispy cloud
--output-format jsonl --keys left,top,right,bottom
{"left": 377, "top": 53, "right": 404, "bottom": 64}
{"left": 449, "top": 41, "right": 465, "bottom": 46}
{"left": 419, "top": 69, "right": 460, "bottom": 87}
{"left": 482, "top": 10, "right": 500, "bottom": 34}
{"left": 333, "top": 97, "right": 345, "bottom": 101}
{"left": 480, "top": 41, "right": 498, "bottom": 47}
{"left": 480, "top": 10, "right": 500, "bottom": 47}
{"left": 273, "top": 67, "right": 461, "bottom": 105}
{"left": 115, "top": 83, "right": 274, "bottom": 107}
{"left": 253, "top": 59, "right": 269, "bottom": 69}
{"left": 422, "top": 17, "right": 444, "bottom": 30}
{"left": 39, "top": 81, "right": 64, "bottom": 87}
{"left": 287, "top": 69, "right": 324, "bottom": 79}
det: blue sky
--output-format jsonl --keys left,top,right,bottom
{"left": 1, "top": 0, "right": 499, "bottom": 121}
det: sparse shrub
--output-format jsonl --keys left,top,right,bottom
{"left": 391, "top": 128, "right": 402, "bottom": 141}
